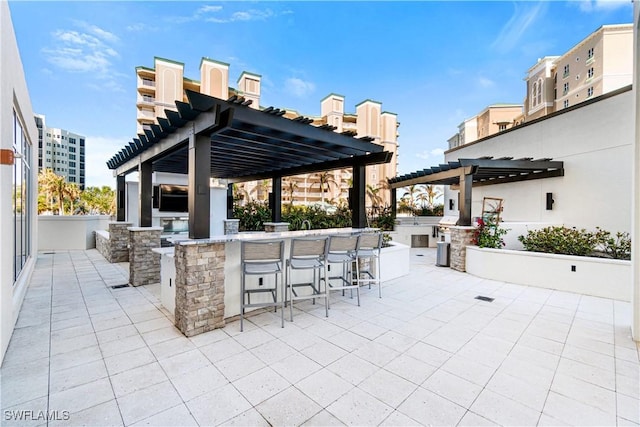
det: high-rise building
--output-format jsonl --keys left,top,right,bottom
{"left": 135, "top": 57, "right": 399, "bottom": 208}
{"left": 524, "top": 24, "right": 632, "bottom": 120}
{"left": 35, "top": 114, "right": 86, "bottom": 189}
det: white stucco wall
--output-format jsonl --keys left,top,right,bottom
{"left": 444, "top": 88, "right": 633, "bottom": 235}
{"left": 0, "top": 2, "right": 39, "bottom": 364}
{"left": 38, "top": 215, "right": 112, "bottom": 250}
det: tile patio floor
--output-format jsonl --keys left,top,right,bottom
{"left": 1, "top": 248, "right": 639, "bottom": 426}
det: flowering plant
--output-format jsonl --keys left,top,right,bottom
{"left": 472, "top": 216, "right": 509, "bottom": 249}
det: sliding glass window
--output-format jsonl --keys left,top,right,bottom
{"left": 13, "top": 110, "right": 31, "bottom": 283}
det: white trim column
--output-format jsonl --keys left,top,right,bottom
{"left": 631, "top": 0, "right": 640, "bottom": 341}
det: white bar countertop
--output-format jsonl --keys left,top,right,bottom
{"left": 167, "top": 227, "right": 378, "bottom": 246}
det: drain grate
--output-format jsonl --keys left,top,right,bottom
{"left": 416, "top": 254, "right": 424, "bottom": 257}
{"left": 474, "top": 295, "right": 495, "bottom": 302}
{"left": 43, "top": 252, "right": 55, "bottom": 255}
{"left": 111, "top": 284, "right": 130, "bottom": 289}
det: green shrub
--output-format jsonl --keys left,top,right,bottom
{"left": 369, "top": 206, "right": 395, "bottom": 231}
{"left": 518, "top": 226, "right": 600, "bottom": 257}
{"left": 233, "top": 201, "right": 272, "bottom": 231}
{"left": 596, "top": 229, "right": 631, "bottom": 260}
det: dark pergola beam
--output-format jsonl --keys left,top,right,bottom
{"left": 188, "top": 133, "right": 211, "bottom": 239}
{"left": 271, "top": 176, "right": 282, "bottom": 223}
{"left": 139, "top": 159, "right": 153, "bottom": 227}
{"left": 351, "top": 165, "right": 367, "bottom": 228}
{"left": 388, "top": 166, "right": 475, "bottom": 189}
{"left": 472, "top": 168, "right": 564, "bottom": 187}
{"left": 116, "top": 175, "right": 126, "bottom": 221}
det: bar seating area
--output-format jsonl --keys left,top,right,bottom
{"left": 239, "top": 231, "right": 384, "bottom": 331}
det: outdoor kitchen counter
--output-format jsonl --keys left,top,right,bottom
{"left": 153, "top": 227, "right": 378, "bottom": 336}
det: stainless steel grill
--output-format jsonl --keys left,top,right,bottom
{"left": 437, "top": 216, "right": 458, "bottom": 233}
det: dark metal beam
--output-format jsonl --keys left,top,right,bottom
{"left": 139, "top": 159, "right": 153, "bottom": 227}
{"left": 188, "top": 134, "right": 211, "bottom": 239}
{"left": 472, "top": 168, "right": 564, "bottom": 187}
{"left": 388, "top": 166, "right": 475, "bottom": 189}
{"left": 272, "top": 176, "right": 282, "bottom": 223}
{"left": 352, "top": 165, "right": 367, "bottom": 228}
{"left": 227, "top": 183, "right": 234, "bottom": 219}
{"left": 116, "top": 174, "right": 126, "bottom": 221}
{"left": 458, "top": 171, "right": 473, "bottom": 226}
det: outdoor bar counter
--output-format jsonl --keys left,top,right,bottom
{"left": 154, "top": 227, "right": 375, "bottom": 337}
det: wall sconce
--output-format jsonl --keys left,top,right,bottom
{"left": 449, "top": 199, "right": 455, "bottom": 210}
{"left": 546, "top": 192, "right": 554, "bottom": 210}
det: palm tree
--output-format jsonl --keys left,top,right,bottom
{"left": 81, "top": 186, "right": 115, "bottom": 215}
{"left": 313, "top": 171, "right": 337, "bottom": 204}
{"left": 283, "top": 178, "right": 299, "bottom": 206}
{"left": 65, "top": 183, "right": 81, "bottom": 214}
{"left": 423, "top": 185, "right": 442, "bottom": 208}
{"left": 250, "top": 180, "right": 271, "bottom": 202}
{"left": 401, "top": 184, "right": 422, "bottom": 213}
{"left": 366, "top": 184, "right": 383, "bottom": 210}
{"left": 38, "top": 169, "right": 66, "bottom": 214}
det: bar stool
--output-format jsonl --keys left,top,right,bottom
{"left": 355, "top": 232, "right": 383, "bottom": 298}
{"left": 326, "top": 234, "right": 361, "bottom": 306}
{"left": 285, "top": 236, "right": 330, "bottom": 321}
{"left": 240, "top": 239, "right": 285, "bottom": 332}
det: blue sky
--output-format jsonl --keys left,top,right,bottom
{"left": 9, "top": 0, "right": 633, "bottom": 188}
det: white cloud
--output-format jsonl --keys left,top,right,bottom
{"left": 285, "top": 77, "right": 316, "bottom": 98}
{"left": 477, "top": 77, "right": 496, "bottom": 88}
{"left": 84, "top": 135, "right": 128, "bottom": 188}
{"left": 42, "top": 21, "right": 124, "bottom": 92}
{"left": 126, "top": 22, "right": 158, "bottom": 32}
{"left": 491, "top": 2, "right": 547, "bottom": 54}
{"left": 576, "top": 0, "right": 631, "bottom": 12}
{"left": 416, "top": 147, "right": 445, "bottom": 160}
{"left": 174, "top": 5, "right": 287, "bottom": 24}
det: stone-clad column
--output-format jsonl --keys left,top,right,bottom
{"left": 224, "top": 219, "right": 239, "bottom": 235}
{"left": 450, "top": 226, "right": 475, "bottom": 272}
{"left": 264, "top": 222, "right": 289, "bottom": 232}
{"left": 174, "top": 241, "right": 226, "bottom": 336}
{"left": 128, "top": 227, "right": 162, "bottom": 286}
{"left": 107, "top": 222, "right": 132, "bottom": 263}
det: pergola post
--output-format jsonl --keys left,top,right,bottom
{"left": 116, "top": 174, "right": 126, "bottom": 221}
{"left": 390, "top": 186, "right": 397, "bottom": 219}
{"left": 271, "top": 176, "right": 282, "bottom": 223}
{"left": 458, "top": 171, "right": 473, "bottom": 226}
{"left": 138, "top": 159, "right": 153, "bottom": 227}
{"left": 352, "top": 164, "right": 367, "bottom": 228}
{"left": 227, "top": 183, "right": 234, "bottom": 219}
{"left": 188, "top": 132, "right": 211, "bottom": 239}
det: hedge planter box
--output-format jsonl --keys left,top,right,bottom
{"left": 466, "top": 246, "right": 631, "bottom": 301}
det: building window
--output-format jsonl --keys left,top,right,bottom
{"left": 69, "top": 161, "right": 76, "bottom": 167}
{"left": 588, "top": 68, "right": 594, "bottom": 79}
{"left": 531, "top": 81, "right": 538, "bottom": 108}
{"left": 69, "top": 176, "right": 76, "bottom": 183}
{"left": 69, "top": 147, "right": 75, "bottom": 153}
{"left": 498, "top": 124, "right": 508, "bottom": 131}
{"left": 563, "top": 82, "right": 569, "bottom": 95}
{"left": 69, "top": 138, "right": 76, "bottom": 144}
{"left": 587, "top": 47, "right": 594, "bottom": 59}
{"left": 587, "top": 87, "right": 594, "bottom": 98}
{"left": 536, "top": 78, "right": 542, "bottom": 106}
{"left": 69, "top": 154, "right": 76, "bottom": 160}
{"left": 69, "top": 169, "right": 76, "bottom": 175}
{"left": 563, "top": 64, "right": 570, "bottom": 78}
{"left": 13, "top": 110, "right": 32, "bottom": 283}
{"left": 563, "top": 99, "right": 569, "bottom": 108}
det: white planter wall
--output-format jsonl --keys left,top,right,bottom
{"left": 466, "top": 246, "right": 631, "bottom": 301}
{"left": 379, "top": 241, "right": 410, "bottom": 282}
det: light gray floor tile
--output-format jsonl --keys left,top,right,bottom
{"left": 302, "top": 409, "right": 346, "bottom": 426}
{"left": 543, "top": 390, "right": 617, "bottom": 426}
{"left": 399, "top": 387, "right": 467, "bottom": 426}
{"left": 130, "top": 404, "right": 198, "bottom": 427}
{"left": 170, "top": 364, "right": 229, "bottom": 401}
{"left": 220, "top": 408, "right": 270, "bottom": 426}
{"left": 470, "top": 389, "right": 540, "bottom": 426}
{"left": 296, "top": 369, "right": 354, "bottom": 407}
{"left": 326, "top": 387, "right": 393, "bottom": 426}
{"left": 117, "top": 380, "right": 182, "bottom": 425}
{"left": 49, "top": 377, "right": 114, "bottom": 415}
{"left": 422, "top": 369, "right": 483, "bottom": 409}
{"left": 233, "top": 366, "right": 290, "bottom": 406}
{"left": 104, "top": 347, "right": 157, "bottom": 376}
{"left": 199, "top": 337, "right": 245, "bottom": 363}
{"left": 158, "top": 349, "right": 210, "bottom": 378}
{"left": 300, "top": 339, "right": 348, "bottom": 367}
{"left": 110, "top": 362, "right": 168, "bottom": 397}
{"left": 186, "top": 383, "right": 252, "bottom": 426}
{"left": 257, "top": 386, "right": 322, "bottom": 426}
{"left": 49, "top": 359, "right": 108, "bottom": 394}
{"left": 358, "top": 369, "right": 417, "bottom": 408}
{"left": 50, "top": 399, "right": 123, "bottom": 427}
{"left": 271, "top": 352, "right": 323, "bottom": 384}
{"left": 215, "top": 349, "right": 266, "bottom": 382}
{"left": 457, "top": 411, "right": 498, "bottom": 426}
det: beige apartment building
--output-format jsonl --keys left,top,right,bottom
{"left": 448, "top": 104, "right": 522, "bottom": 149}
{"left": 524, "top": 23, "right": 632, "bottom": 120}
{"left": 135, "top": 57, "right": 398, "bottom": 208}
{"left": 449, "top": 23, "right": 632, "bottom": 150}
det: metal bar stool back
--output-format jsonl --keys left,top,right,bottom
{"left": 326, "top": 234, "right": 361, "bottom": 306}
{"left": 240, "top": 240, "right": 285, "bottom": 331}
{"left": 355, "top": 232, "right": 384, "bottom": 298}
{"left": 286, "top": 236, "right": 329, "bottom": 321}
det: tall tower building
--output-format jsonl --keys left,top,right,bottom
{"left": 35, "top": 114, "right": 86, "bottom": 189}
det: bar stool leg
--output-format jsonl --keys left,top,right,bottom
{"left": 240, "top": 272, "right": 245, "bottom": 332}
{"left": 280, "top": 273, "right": 285, "bottom": 328}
